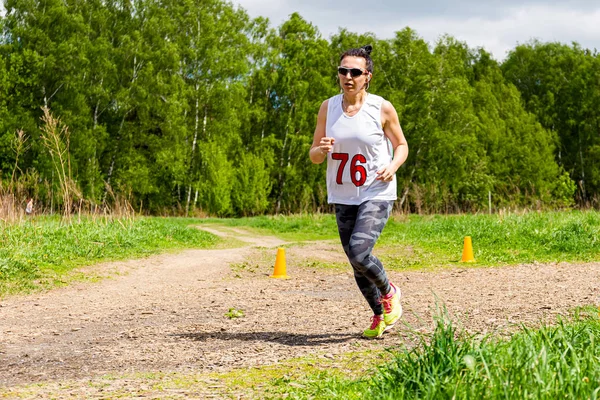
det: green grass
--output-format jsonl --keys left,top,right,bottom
{"left": 3, "top": 210, "right": 599, "bottom": 296}
{"left": 381, "top": 210, "right": 600, "bottom": 268}
{"left": 0, "top": 216, "right": 219, "bottom": 297}
{"left": 206, "top": 210, "right": 600, "bottom": 268}
{"left": 276, "top": 307, "right": 600, "bottom": 399}
{"left": 200, "top": 214, "right": 338, "bottom": 241}
{"left": 2, "top": 211, "right": 599, "bottom": 397}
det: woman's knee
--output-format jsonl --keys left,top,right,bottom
{"left": 347, "top": 245, "right": 370, "bottom": 270}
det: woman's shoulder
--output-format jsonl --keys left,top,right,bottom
{"left": 364, "top": 93, "right": 386, "bottom": 112}
{"left": 318, "top": 95, "right": 339, "bottom": 117}
{"left": 327, "top": 93, "right": 342, "bottom": 103}
{"left": 366, "top": 93, "right": 385, "bottom": 104}
{"left": 323, "top": 94, "right": 343, "bottom": 110}
{"left": 368, "top": 94, "right": 397, "bottom": 111}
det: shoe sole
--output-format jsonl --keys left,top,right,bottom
{"left": 383, "top": 322, "right": 396, "bottom": 333}
{"left": 362, "top": 333, "right": 385, "bottom": 339}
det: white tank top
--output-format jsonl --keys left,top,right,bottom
{"left": 325, "top": 93, "right": 397, "bottom": 205}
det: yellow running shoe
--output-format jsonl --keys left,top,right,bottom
{"left": 362, "top": 314, "right": 386, "bottom": 339}
{"left": 380, "top": 282, "right": 402, "bottom": 331}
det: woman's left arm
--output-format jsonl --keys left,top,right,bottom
{"left": 376, "top": 100, "right": 409, "bottom": 181}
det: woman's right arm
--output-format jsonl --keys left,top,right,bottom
{"left": 309, "top": 100, "right": 333, "bottom": 164}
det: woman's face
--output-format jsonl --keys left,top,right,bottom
{"left": 338, "top": 56, "right": 371, "bottom": 94}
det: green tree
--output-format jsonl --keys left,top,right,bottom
{"left": 2, "top": 0, "right": 91, "bottom": 208}
{"left": 366, "top": 28, "right": 437, "bottom": 211}
{"left": 473, "top": 50, "right": 574, "bottom": 207}
{"left": 255, "top": 13, "right": 336, "bottom": 213}
{"left": 231, "top": 151, "right": 271, "bottom": 216}
{"left": 170, "top": 0, "right": 253, "bottom": 215}
{"left": 1, "top": 1, "right": 592, "bottom": 215}
{"left": 502, "top": 42, "right": 600, "bottom": 205}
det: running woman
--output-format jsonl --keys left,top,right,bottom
{"left": 309, "top": 45, "right": 409, "bottom": 338}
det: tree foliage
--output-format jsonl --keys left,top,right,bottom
{"left": 502, "top": 41, "right": 600, "bottom": 206}
{"left": 0, "top": 1, "right": 594, "bottom": 215}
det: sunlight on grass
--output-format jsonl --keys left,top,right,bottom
{"left": 3, "top": 210, "right": 599, "bottom": 296}
{"left": 206, "top": 210, "right": 600, "bottom": 268}
{"left": 0, "top": 349, "right": 395, "bottom": 399}
{"left": 0, "top": 216, "right": 219, "bottom": 297}
{"left": 278, "top": 307, "right": 600, "bottom": 399}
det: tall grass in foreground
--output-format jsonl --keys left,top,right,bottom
{"left": 276, "top": 309, "right": 600, "bottom": 399}
{"left": 0, "top": 216, "right": 218, "bottom": 297}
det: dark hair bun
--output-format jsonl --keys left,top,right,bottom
{"left": 361, "top": 45, "right": 373, "bottom": 55}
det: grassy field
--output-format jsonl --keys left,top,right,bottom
{"left": 209, "top": 210, "right": 600, "bottom": 268}
{"left": 3, "top": 210, "right": 599, "bottom": 296}
{"left": 0, "top": 216, "right": 219, "bottom": 297}
{"left": 264, "top": 307, "right": 600, "bottom": 399}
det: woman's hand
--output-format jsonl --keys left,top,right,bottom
{"left": 376, "top": 165, "right": 397, "bottom": 181}
{"left": 317, "top": 137, "right": 335, "bottom": 155}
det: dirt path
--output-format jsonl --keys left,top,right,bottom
{"left": 1, "top": 227, "right": 600, "bottom": 396}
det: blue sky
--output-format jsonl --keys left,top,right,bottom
{"left": 230, "top": 0, "right": 600, "bottom": 60}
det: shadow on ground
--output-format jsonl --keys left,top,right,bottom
{"left": 171, "top": 331, "right": 358, "bottom": 346}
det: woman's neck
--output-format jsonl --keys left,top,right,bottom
{"left": 342, "top": 90, "right": 367, "bottom": 106}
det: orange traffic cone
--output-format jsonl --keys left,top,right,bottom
{"left": 461, "top": 236, "right": 475, "bottom": 263}
{"left": 270, "top": 247, "right": 289, "bottom": 279}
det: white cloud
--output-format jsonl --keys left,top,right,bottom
{"left": 232, "top": 0, "right": 294, "bottom": 24}
{"left": 408, "top": 5, "right": 600, "bottom": 59}
{"left": 232, "top": 1, "right": 600, "bottom": 61}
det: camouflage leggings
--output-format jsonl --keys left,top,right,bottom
{"left": 335, "top": 200, "right": 393, "bottom": 315}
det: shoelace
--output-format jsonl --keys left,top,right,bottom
{"left": 370, "top": 315, "right": 384, "bottom": 330}
{"left": 380, "top": 295, "right": 394, "bottom": 314}
{"left": 380, "top": 286, "right": 397, "bottom": 314}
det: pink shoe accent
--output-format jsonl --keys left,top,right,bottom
{"left": 369, "top": 314, "right": 384, "bottom": 330}
{"left": 380, "top": 283, "right": 398, "bottom": 314}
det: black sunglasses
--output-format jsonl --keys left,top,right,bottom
{"left": 337, "top": 66, "right": 367, "bottom": 77}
